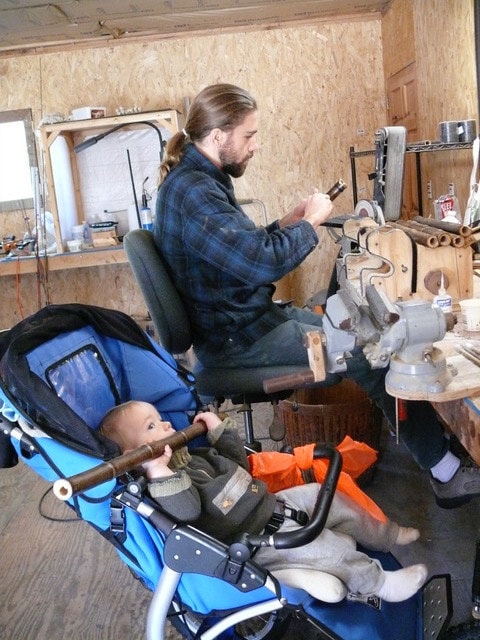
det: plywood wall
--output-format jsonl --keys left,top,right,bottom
{"left": 382, "top": 0, "right": 477, "bottom": 217}
{"left": 381, "top": 0, "right": 416, "bottom": 78}
{"left": 0, "top": 18, "right": 386, "bottom": 329}
{"left": 414, "top": 0, "right": 477, "bottom": 217}
{"left": 0, "top": 2, "right": 477, "bottom": 331}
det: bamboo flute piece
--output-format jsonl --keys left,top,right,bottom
{"left": 53, "top": 421, "right": 208, "bottom": 501}
{"left": 454, "top": 344, "right": 480, "bottom": 369}
{"left": 413, "top": 216, "right": 472, "bottom": 237}
{"left": 451, "top": 235, "right": 466, "bottom": 247}
{"left": 462, "top": 232, "right": 480, "bottom": 247}
{"left": 387, "top": 222, "right": 439, "bottom": 248}
{"left": 398, "top": 219, "right": 451, "bottom": 245}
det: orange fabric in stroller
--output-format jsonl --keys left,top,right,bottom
{"left": 248, "top": 436, "right": 386, "bottom": 523}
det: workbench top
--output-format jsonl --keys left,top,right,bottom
{"left": 384, "top": 322, "right": 480, "bottom": 464}
{"left": 385, "top": 322, "right": 480, "bottom": 402}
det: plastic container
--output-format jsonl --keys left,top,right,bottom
{"left": 140, "top": 206, "right": 153, "bottom": 231}
{"left": 434, "top": 193, "right": 462, "bottom": 223}
{"left": 72, "top": 224, "right": 85, "bottom": 241}
{"left": 460, "top": 299, "right": 480, "bottom": 332}
{"left": 66, "top": 239, "right": 82, "bottom": 252}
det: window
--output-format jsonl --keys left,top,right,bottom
{"left": 0, "top": 108, "right": 38, "bottom": 212}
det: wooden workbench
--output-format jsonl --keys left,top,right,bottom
{"left": 385, "top": 325, "right": 480, "bottom": 465}
{"left": 432, "top": 397, "right": 480, "bottom": 465}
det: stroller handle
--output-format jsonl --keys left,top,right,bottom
{"left": 247, "top": 444, "right": 342, "bottom": 550}
{"left": 53, "top": 421, "right": 208, "bottom": 501}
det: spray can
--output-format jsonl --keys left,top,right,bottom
{"left": 140, "top": 203, "right": 153, "bottom": 231}
{"left": 140, "top": 178, "right": 153, "bottom": 230}
{"left": 82, "top": 220, "right": 91, "bottom": 245}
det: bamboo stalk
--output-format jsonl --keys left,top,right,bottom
{"left": 454, "top": 344, "right": 480, "bottom": 368}
{"left": 451, "top": 234, "right": 466, "bottom": 247}
{"left": 399, "top": 219, "right": 451, "bottom": 245}
{"left": 462, "top": 231, "right": 480, "bottom": 247}
{"left": 388, "top": 222, "right": 439, "bottom": 248}
{"left": 413, "top": 216, "right": 472, "bottom": 237}
{"left": 53, "top": 421, "right": 208, "bottom": 501}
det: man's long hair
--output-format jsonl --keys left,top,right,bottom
{"left": 158, "top": 83, "right": 257, "bottom": 184}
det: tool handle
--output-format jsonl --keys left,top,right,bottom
{"left": 263, "top": 370, "right": 315, "bottom": 394}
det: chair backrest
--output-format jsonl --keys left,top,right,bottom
{"left": 124, "top": 229, "right": 192, "bottom": 355}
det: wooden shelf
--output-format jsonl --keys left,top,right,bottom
{"left": 40, "top": 110, "right": 180, "bottom": 135}
{"left": 350, "top": 140, "right": 474, "bottom": 158}
{"left": 5, "top": 109, "right": 180, "bottom": 280}
{"left": 38, "top": 109, "right": 180, "bottom": 254}
{"left": 0, "top": 246, "right": 128, "bottom": 277}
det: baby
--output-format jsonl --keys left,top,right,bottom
{"left": 99, "top": 400, "right": 427, "bottom": 603}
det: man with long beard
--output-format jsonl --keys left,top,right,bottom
{"left": 154, "top": 83, "right": 480, "bottom": 508}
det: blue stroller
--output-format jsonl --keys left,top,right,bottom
{"left": 0, "top": 304, "right": 452, "bottom": 640}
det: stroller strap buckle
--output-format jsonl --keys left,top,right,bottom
{"left": 264, "top": 499, "right": 308, "bottom": 534}
{"left": 110, "top": 499, "right": 125, "bottom": 535}
{"left": 284, "top": 505, "right": 309, "bottom": 526}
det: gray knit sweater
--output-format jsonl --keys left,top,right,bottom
{"left": 148, "top": 417, "right": 276, "bottom": 542}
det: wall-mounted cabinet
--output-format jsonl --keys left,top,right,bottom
{"left": 38, "top": 109, "right": 180, "bottom": 259}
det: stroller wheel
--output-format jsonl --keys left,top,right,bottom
{"left": 234, "top": 610, "right": 284, "bottom": 639}
{"left": 445, "top": 620, "right": 480, "bottom": 640}
{"left": 234, "top": 609, "right": 335, "bottom": 640}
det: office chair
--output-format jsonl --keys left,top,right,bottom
{"left": 124, "top": 229, "right": 313, "bottom": 449}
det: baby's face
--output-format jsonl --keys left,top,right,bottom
{"left": 121, "top": 401, "right": 176, "bottom": 449}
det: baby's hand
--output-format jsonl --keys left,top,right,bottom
{"left": 193, "top": 411, "right": 222, "bottom": 432}
{"left": 143, "top": 444, "right": 174, "bottom": 479}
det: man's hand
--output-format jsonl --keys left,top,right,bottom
{"left": 279, "top": 192, "right": 333, "bottom": 229}
{"left": 303, "top": 192, "right": 334, "bottom": 228}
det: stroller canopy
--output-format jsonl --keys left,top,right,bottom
{"left": 0, "top": 303, "right": 199, "bottom": 460}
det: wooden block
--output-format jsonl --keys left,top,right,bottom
{"left": 344, "top": 225, "right": 473, "bottom": 305}
{"left": 92, "top": 236, "right": 118, "bottom": 248}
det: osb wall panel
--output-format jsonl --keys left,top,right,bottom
{"left": 413, "top": 0, "right": 477, "bottom": 216}
{"left": 380, "top": 0, "right": 477, "bottom": 218}
{"left": 381, "top": 0, "right": 415, "bottom": 79}
{"left": 1, "top": 264, "right": 146, "bottom": 329}
{"left": 0, "top": 20, "right": 385, "bottom": 329}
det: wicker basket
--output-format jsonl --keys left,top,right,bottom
{"left": 275, "top": 379, "right": 383, "bottom": 483}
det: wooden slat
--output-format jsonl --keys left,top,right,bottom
{"left": 0, "top": 247, "right": 129, "bottom": 277}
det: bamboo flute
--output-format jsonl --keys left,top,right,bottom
{"left": 397, "top": 219, "right": 451, "bottom": 245}
{"left": 387, "top": 222, "right": 439, "bottom": 248}
{"left": 412, "top": 216, "right": 472, "bottom": 237}
{"left": 53, "top": 421, "right": 207, "bottom": 501}
{"left": 462, "top": 232, "right": 480, "bottom": 247}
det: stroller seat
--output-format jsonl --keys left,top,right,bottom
{"left": 0, "top": 304, "right": 452, "bottom": 640}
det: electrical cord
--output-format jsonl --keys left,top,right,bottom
{"left": 38, "top": 485, "right": 80, "bottom": 523}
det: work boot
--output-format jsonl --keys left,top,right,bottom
{"left": 430, "top": 460, "right": 480, "bottom": 508}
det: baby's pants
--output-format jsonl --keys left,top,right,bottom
{"left": 255, "top": 484, "right": 400, "bottom": 595}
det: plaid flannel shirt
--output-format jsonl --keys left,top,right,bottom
{"left": 154, "top": 143, "right": 319, "bottom": 351}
